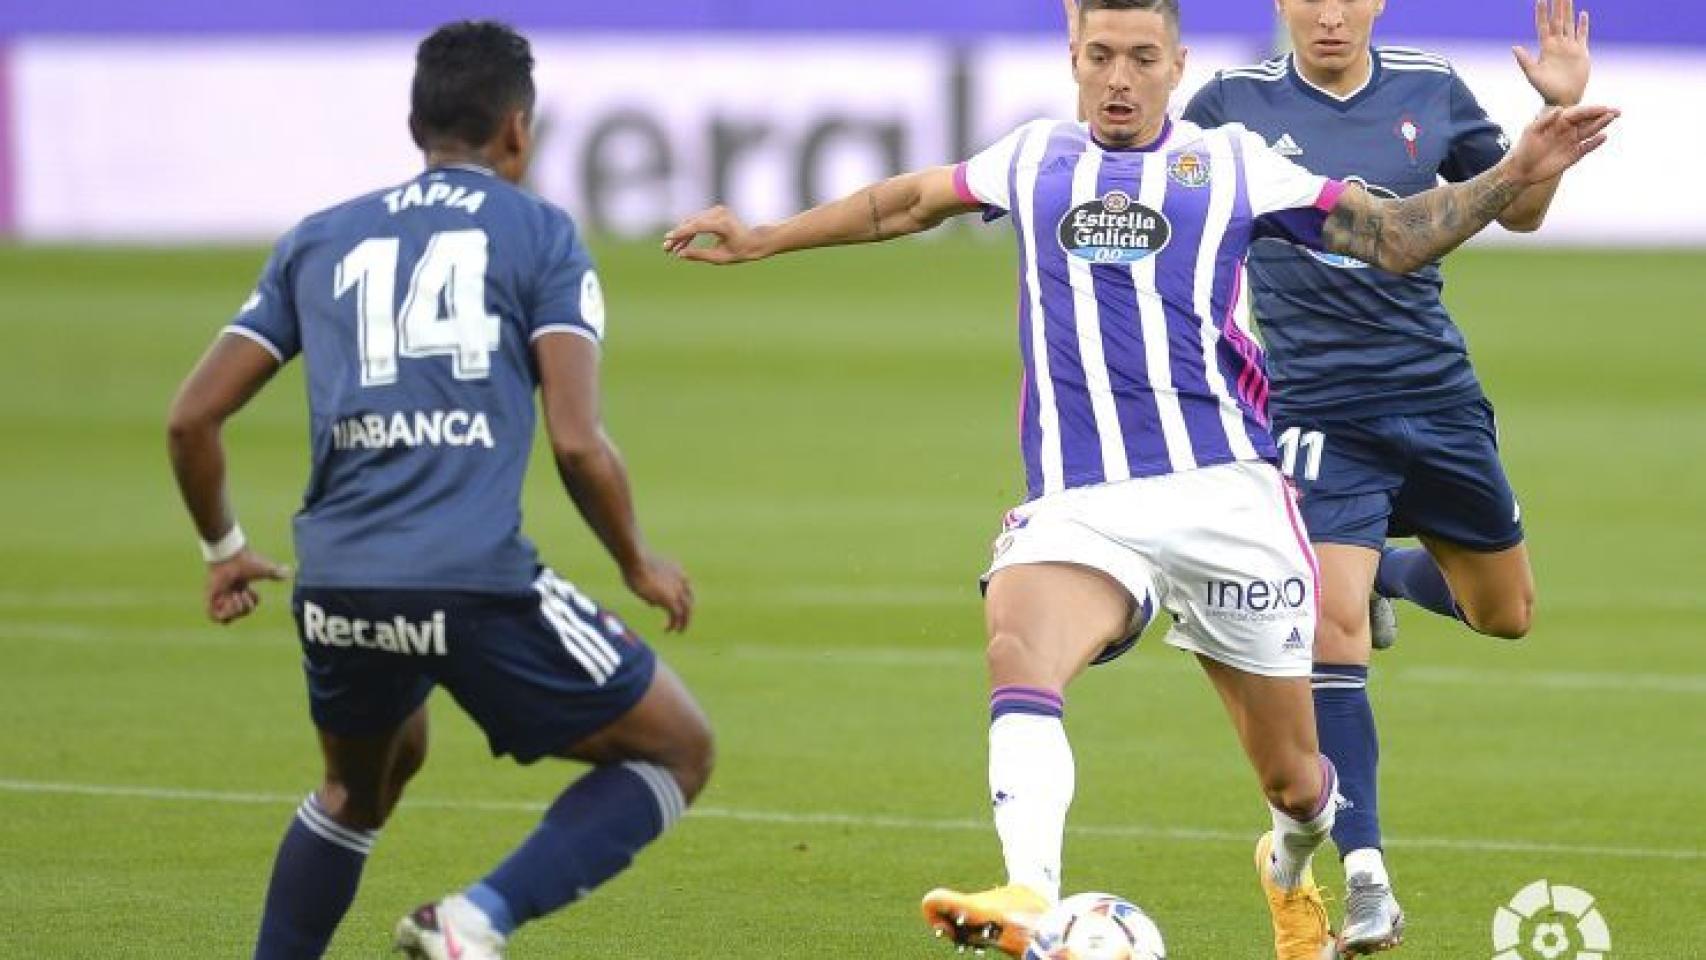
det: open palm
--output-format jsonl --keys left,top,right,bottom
{"left": 1514, "top": 0, "right": 1591, "bottom": 107}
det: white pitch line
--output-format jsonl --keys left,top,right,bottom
{"left": 727, "top": 645, "right": 1706, "bottom": 695}
{"left": 0, "top": 777, "right": 1698, "bottom": 863}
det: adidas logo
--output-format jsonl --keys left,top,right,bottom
{"left": 1273, "top": 133, "right": 1303, "bottom": 157}
{"left": 1283, "top": 627, "right": 1307, "bottom": 652}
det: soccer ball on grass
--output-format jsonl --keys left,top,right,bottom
{"left": 1022, "top": 892, "right": 1166, "bottom": 960}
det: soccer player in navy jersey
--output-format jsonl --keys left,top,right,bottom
{"left": 665, "top": 1, "right": 1613, "bottom": 957}
{"left": 167, "top": 22, "right": 711, "bottom": 960}
{"left": 1064, "top": 0, "right": 1588, "bottom": 952}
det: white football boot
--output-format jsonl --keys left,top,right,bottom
{"left": 1339, "top": 871, "right": 1405, "bottom": 955}
{"left": 394, "top": 894, "right": 507, "bottom": 960}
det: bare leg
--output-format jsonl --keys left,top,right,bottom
{"left": 1196, "top": 656, "right": 1325, "bottom": 820}
{"left": 985, "top": 562, "right": 1133, "bottom": 690}
{"left": 315, "top": 703, "right": 430, "bottom": 830}
{"left": 555, "top": 662, "right": 715, "bottom": 800}
{"left": 1420, "top": 536, "right": 1535, "bottom": 639}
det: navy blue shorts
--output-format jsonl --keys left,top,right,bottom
{"left": 1275, "top": 399, "right": 1524, "bottom": 553}
{"left": 291, "top": 568, "right": 657, "bottom": 764}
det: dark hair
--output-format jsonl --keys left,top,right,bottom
{"left": 1080, "top": 0, "right": 1181, "bottom": 30}
{"left": 410, "top": 20, "right": 536, "bottom": 150}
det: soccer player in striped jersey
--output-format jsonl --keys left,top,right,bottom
{"left": 1155, "top": 0, "right": 1589, "bottom": 952}
{"left": 167, "top": 22, "right": 711, "bottom": 960}
{"left": 665, "top": 2, "right": 1613, "bottom": 957}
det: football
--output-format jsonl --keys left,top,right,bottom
{"left": 1023, "top": 892, "right": 1166, "bottom": 960}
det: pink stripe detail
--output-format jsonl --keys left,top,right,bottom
{"left": 1220, "top": 267, "right": 1271, "bottom": 425}
{"left": 1276, "top": 470, "right": 1321, "bottom": 623}
{"left": 1314, "top": 179, "right": 1348, "bottom": 213}
{"left": 0, "top": 44, "right": 14, "bottom": 234}
{"left": 952, "top": 162, "right": 979, "bottom": 206}
{"left": 992, "top": 684, "right": 1063, "bottom": 704}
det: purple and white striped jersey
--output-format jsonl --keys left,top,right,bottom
{"left": 953, "top": 118, "right": 1345, "bottom": 501}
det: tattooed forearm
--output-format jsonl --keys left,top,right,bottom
{"left": 1323, "top": 165, "right": 1523, "bottom": 275}
{"left": 866, "top": 188, "right": 884, "bottom": 240}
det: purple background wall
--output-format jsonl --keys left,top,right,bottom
{"left": 0, "top": 0, "right": 1696, "bottom": 45}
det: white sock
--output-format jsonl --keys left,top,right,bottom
{"left": 1268, "top": 757, "right": 1339, "bottom": 891}
{"left": 1343, "top": 847, "right": 1390, "bottom": 887}
{"left": 988, "top": 712, "right": 1074, "bottom": 903}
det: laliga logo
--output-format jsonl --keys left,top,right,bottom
{"left": 1492, "top": 880, "right": 1610, "bottom": 960}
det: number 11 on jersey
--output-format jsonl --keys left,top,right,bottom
{"left": 1277, "top": 427, "right": 1325, "bottom": 482}
{"left": 335, "top": 228, "right": 502, "bottom": 387}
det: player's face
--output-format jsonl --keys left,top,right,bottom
{"left": 1277, "top": 0, "right": 1385, "bottom": 76}
{"left": 1073, "top": 10, "right": 1186, "bottom": 148}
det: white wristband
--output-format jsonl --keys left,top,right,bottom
{"left": 200, "top": 523, "right": 247, "bottom": 564}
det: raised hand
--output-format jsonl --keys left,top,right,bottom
{"left": 205, "top": 548, "right": 291, "bottom": 624}
{"left": 662, "top": 206, "right": 768, "bottom": 265}
{"left": 1513, "top": 0, "right": 1591, "bottom": 107}
{"left": 1505, "top": 104, "right": 1618, "bottom": 186}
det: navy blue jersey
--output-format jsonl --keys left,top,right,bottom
{"left": 1183, "top": 48, "right": 1510, "bottom": 419}
{"left": 227, "top": 164, "right": 606, "bottom": 592}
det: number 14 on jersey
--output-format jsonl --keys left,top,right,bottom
{"left": 335, "top": 229, "right": 502, "bottom": 387}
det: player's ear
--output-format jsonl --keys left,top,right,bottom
{"left": 499, "top": 108, "right": 532, "bottom": 167}
{"left": 1371, "top": 0, "right": 1387, "bottom": 18}
{"left": 1171, "top": 43, "right": 1189, "bottom": 91}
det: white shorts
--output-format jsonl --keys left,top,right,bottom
{"left": 983, "top": 460, "right": 1319, "bottom": 678}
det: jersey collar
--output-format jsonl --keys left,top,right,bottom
{"left": 1089, "top": 116, "right": 1174, "bottom": 154}
{"left": 429, "top": 161, "right": 497, "bottom": 177}
{"left": 1286, "top": 50, "right": 1382, "bottom": 111}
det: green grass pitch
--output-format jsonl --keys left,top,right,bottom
{"left": 0, "top": 238, "right": 1702, "bottom": 957}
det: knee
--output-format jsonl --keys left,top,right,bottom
{"left": 665, "top": 714, "right": 716, "bottom": 804}
{"left": 1313, "top": 605, "right": 1369, "bottom": 664}
{"left": 986, "top": 629, "right": 1052, "bottom": 684}
{"left": 1464, "top": 589, "right": 1535, "bottom": 640}
{"left": 315, "top": 778, "right": 390, "bottom": 832}
{"left": 1260, "top": 763, "right": 1327, "bottom": 823}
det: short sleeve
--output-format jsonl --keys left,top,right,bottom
{"left": 1236, "top": 127, "right": 1346, "bottom": 250}
{"left": 953, "top": 120, "right": 1040, "bottom": 215}
{"left": 529, "top": 206, "right": 605, "bottom": 344}
{"left": 223, "top": 230, "right": 301, "bottom": 364}
{"left": 1180, "top": 75, "right": 1226, "bottom": 129}
{"left": 1440, "top": 72, "right": 1510, "bottom": 183}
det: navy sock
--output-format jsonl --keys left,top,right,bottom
{"left": 253, "top": 794, "right": 375, "bottom": 960}
{"left": 1375, "top": 546, "right": 1463, "bottom": 621}
{"left": 1312, "top": 664, "right": 1382, "bottom": 856}
{"left": 473, "top": 762, "right": 685, "bottom": 933}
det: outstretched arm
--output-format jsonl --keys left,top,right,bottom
{"left": 662, "top": 166, "right": 977, "bottom": 264}
{"left": 1323, "top": 104, "right": 1616, "bottom": 275}
{"left": 1501, "top": 0, "right": 1592, "bottom": 231}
